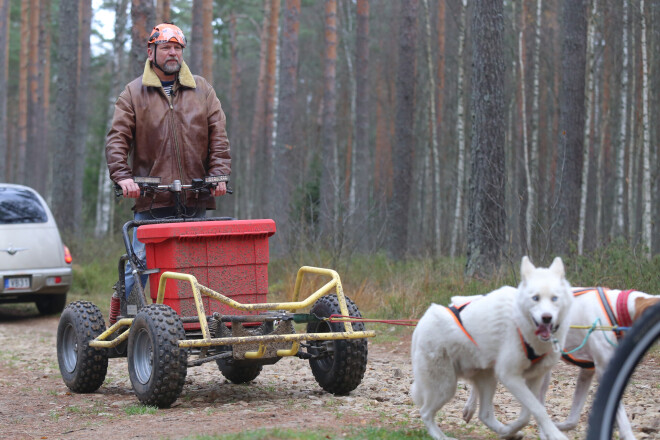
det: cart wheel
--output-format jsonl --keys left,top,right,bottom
{"left": 217, "top": 361, "right": 263, "bottom": 384}
{"left": 128, "top": 304, "right": 187, "bottom": 408}
{"left": 215, "top": 323, "right": 265, "bottom": 384}
{"left": 306, "top": 294, "right": 368, "bottom": 395}
{"left": 56, "top": 301, "right": 109, "bottom": 393}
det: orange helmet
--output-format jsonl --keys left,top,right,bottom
{"left": 147, "top": 23, "right": 187, "bottom": 48}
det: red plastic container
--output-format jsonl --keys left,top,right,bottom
{"left": 137, "top": 219, "right": 276, "bottom": 329}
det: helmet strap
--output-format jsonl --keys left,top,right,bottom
{"left": 150, "top": 44, "right": 179, "bottom": 78}
{"left": 151, "top": 45, "right": 166, "bottom": 72}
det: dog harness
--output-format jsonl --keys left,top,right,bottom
{"left": 446, "top": 302, "right": 547, "bottom": 364}
{"left": 561, "top": 353, "right": 595, "bottom": 369}
{"left": 446, "top": 303, "right": 478, "bottom": 346}
{"left": 562, "top": 288, "right": 635, "bottom": 369}
{"left": 573, "top": 287, "right": 633, "bottom": 341}
{"left": 517, "top": 328, "right": 547, "bottom": 364}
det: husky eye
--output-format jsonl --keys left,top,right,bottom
{"left": 532, "top": 295, "right": 540, "bottom": 302}
{"left": 552, "top": 295, "right": 558, "bottom": 302}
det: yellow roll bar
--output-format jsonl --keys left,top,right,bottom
{"left": 88, "top": 266, "right": 375, "bottom": 353}
{"left": 155, "top": 266, "right": 360, "bottom": 340}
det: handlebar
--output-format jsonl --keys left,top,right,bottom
{"left": 114, "top": 176, "right": 233, "bottom": 198}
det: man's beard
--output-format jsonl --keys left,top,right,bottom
{"left": 162, "top": 59, "right": 181, "bottom": 74}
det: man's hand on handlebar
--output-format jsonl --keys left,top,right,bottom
{"left": 210, "top": 182, "right": 227, "bottom": 197}
{"left": 118, "top": 178, "right": 141, "bottom": 198}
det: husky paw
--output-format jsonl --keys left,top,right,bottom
{"left": 555, "top": 420, "right": 577, "bottom": 431}
{"left": 462, "top": 402, "right": 476, "bottom": 423}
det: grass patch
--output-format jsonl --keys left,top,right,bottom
{"left": 186, "top": 426, "right": 433, "bottom": 440}
{"left": 68, "top": 233, "right": 127, "bottom": 316}
{"left": 123, "top": 404, "right": 158, "bottom": 416}
{"left": 62, "top": 236, "right": 660, "bottom": 328}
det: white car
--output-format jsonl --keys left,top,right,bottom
{"left": 0, "top": 183, "right": 72, "bottom": 314}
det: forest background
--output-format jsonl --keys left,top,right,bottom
{"left": 1, "top": 0, "right": 660, "bottom": 278}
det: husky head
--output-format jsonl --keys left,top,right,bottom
{"left": 517, "top": 256, "right": 573, "bottom": 342}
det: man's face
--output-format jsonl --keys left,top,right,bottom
{"left": 149, "top": 42, "right": 183, "bottom": 74}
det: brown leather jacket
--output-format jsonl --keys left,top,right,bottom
{"left": 106, "top": 59, "right": 231, "bottom": 212}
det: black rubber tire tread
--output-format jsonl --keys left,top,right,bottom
{"left": 586, "top": 300, "right": 660, "bottom": 440}
{"left": 306, "top": 294, "right": 368, "bottom": 395}
{"left": 128, "top": 304, "right": 188, "bottom": 408}
{"left": 56, "top": 300, "right": 109, "bottom": 393}
{"left": 36, "top": 293, "right": 67, "bottom": 315}
{"left": 218, "top": 362, "right": 263, "bottom": 384}
{"left": 215, "top": 323, "right": 265, "bottom": 384}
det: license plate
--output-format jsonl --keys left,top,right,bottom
{"left": 4, "top": 277, "right": 31, "bottom": 290}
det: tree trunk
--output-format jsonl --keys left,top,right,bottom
{"left": 248, "top": 0, "right": 271, "bottom": 218}
{"left": 264, "top": 0, "right": 280, "bottom": 206}
{"left": 228, "top": 11, "right": 242, "bottom": 219}
{"left": 190, "top": 0, "right": 203, "bottom": 75}
{"left": 36, "top": 0, "right": 51, "bottom": 194}
{"left": 652, "top": 0, "right": 660, "bottom": 254}
{"left": 156, "top": 0, "right": 169, "bottom": 23}
{"left": 0, "top": 0, "right": 9, "bottom": 181}
{"left": 528, "top": 0, "right": 543, "bottom": 255}
{"left": 17, "top": 0, "right": 29, "bottom": 184}
{"left": 434, "top": 0, "right": 446, "bottom": 255}
{"left": 51, "top": 0, "right": 80, "bottom": 235}
{"left": 202, "top": 0, "right": 214, "bottom": 83}
{"left": 271, "top": 0, "right": 300, "bottom": 252}
{"left": 320, "top": 0, "right": 339, "bottom": 242}
{"left": 73, "top": 0, "right": 91, "bottom": 236}
{"left": 578, "top": 0, "right": 598, "bottom": 255}
{"left": 387, "top": 0, "right": 418, "bottom": 259}
{"left": 640, "top": 0, "right": 652, "bottom": 257}
{"left": 450, "top": 0, "right": 467, "bottom": 258}
{"left": 593, "top": 34, "right": 604, "bottom": 246}
{"left": 553, "top": 0, "right": 587, "bottom": 255}
{"left": 519, "top": 20, "right": 531, "bottom": 253}
{"left": 627, "top": 27, "right": 636, "bottom": 242}
{"left": 352, "top": 0, "right": 370, "bottom": 251}
{"left": 131, "top": 0, "right": 154, "bottom": 79}
{"left": 466, "top": 0, "right": 506, "bottom": 278}
{"left": 612, "top": 0, "right": 629, "bottom": 239}
{"left": 27, "top": 0, "right": 40, "bottom": 190}
{"left": 96, "top": 0, "right": 129, "bottom": 238}
{"left": 341, "top": 0, "right": 356, "bottom": 230}
{"left": 421, "top": 0, "right": 439, "bottom": 255}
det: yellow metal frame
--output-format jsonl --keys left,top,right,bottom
{"left": 89, "top": 266, "right": 375, "bottom": 357}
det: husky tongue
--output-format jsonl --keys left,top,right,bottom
{"left": 535, "top": 323, "right": 552, "bottom": 340}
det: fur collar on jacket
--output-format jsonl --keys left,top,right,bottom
{"left": 141, "top": 59, "right": 196, "bottom": 89}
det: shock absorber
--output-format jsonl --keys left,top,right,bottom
{"left": 109, "top": 287, "right": 121, "bottom": 325}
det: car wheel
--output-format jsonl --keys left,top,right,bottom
{"left": 128, "top": 304, "right": 187, "bottom": 408}
{"left": 36, "top": 293, "right": 67, "bottom": 315}
{"left": 56, "top": 301, "right": 108, "bottom": 393}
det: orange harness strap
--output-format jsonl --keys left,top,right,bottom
{"left": 517, "top": 328, "right": 547, "bottom": 364}
{"left": 446, "top": 304, "right": 478, "bottom": 346}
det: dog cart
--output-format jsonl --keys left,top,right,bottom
{"left": 56, "top": 178, "right": 374, "bottom": 408}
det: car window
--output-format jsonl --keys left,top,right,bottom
{"left": 0, "top": 187, "right": 49, "bottom": 224}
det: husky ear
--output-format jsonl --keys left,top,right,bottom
{"left": 549, "top": 256, "right": 565, "bottom": 278}
{"left": 520, "top": 256, "right": 535, "bottom": 281}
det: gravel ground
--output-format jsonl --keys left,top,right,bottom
{"left": 0, "top": 307, "right": 658, "bottom": 440}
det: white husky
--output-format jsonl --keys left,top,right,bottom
{"left": 411, "top": 257, "right": 574, "bottom": 440}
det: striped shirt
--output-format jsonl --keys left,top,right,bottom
{"left": 162, "top": 80, "right": 175, "bottom": 97}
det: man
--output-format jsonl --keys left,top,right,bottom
{"left": 106, "top": 23, "right": 231, "bottom": 299}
